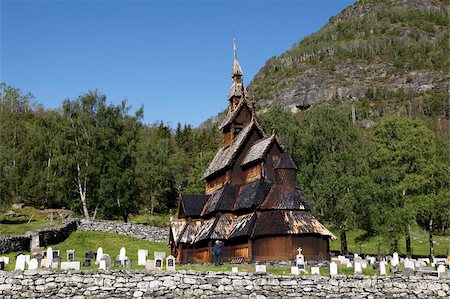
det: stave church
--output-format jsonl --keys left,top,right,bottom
{"left": 169, "top": 40, "right": 335, "bottom": 263}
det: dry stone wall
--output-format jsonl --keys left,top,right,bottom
{"left": 0, "top": 270, "right": 448, "bottom": 299}
{"left": 0, "top": 220, "right": 79, "bottom": 254}
{"left": 77, "top": 220, "right": 168, "bottom": 242}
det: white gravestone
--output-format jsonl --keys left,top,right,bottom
{"left": 46, "top": 248, "right": 53, "bottom": 268}
{"left": 437, "top": 264, "right": 445, "bottom": 277}
{"left": 61, "top": 261, "right": 80, "bottom": 270}
{"left": 255, "top": 265, "right": 266, "bottom": 273}
{"left": 391, "top": 252, "right": 399, "bottom": 267}
{"left": 361, "top": 261, "right": 368, "bottom": 269}
{"left": 119, "top": 247, "right": 127, "bottom": 265}
{"left": 232, "top": 267, "right": 239, "bottom": 273}
{"left": 354, "top": 262, "right": 362, "bottom": 274}
{"left": 145, "top": 259, "right": 155, "bottom": 271}
{"left": 138, "top": 249, "right": 148, "bottom": 266}
{"left": 296, "top": 247, "right": 306, "bottom": 272}
{"left": 51, "top": 259, "right": 59, "bottom": 269}
{"left": 291, "top": 266, "right": 299, "bottom": 275}
{"left": 28, "top": 258, "right": 38, "bottom": 270}
{"left": 96, "top": 247, "right": 103, "bottom": 264}
{"left": 99, "top": 260, "right": 106, "bottom": 270}
{"left": 330, "top": 261, "right": 338, "bottom": 276}
{"left": 166, "top": 255, "right": 176, "bottom": 271}
{"left": 15, "top": 255, "right": 26, "bottom": 271}
{"left": 311, "top": 266, "right": 320, "bottom": 275}
{"left": 24, "top": 255, "right": 30, "bottom": 264}
{"left": 346, "top": 262, "right": 352, "bottom": 268}
{"left": 154, "top": 257, "right": 163, "bottom": 270}
{"left": 404, "top": 260, "right": 415, "bottom": 270}
{"left": 379, "top": 261, "right": 387, "bottom": 275}
{"left": 0, "top": 256, "right": 9, "bottom": 264}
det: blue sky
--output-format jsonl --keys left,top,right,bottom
{"left": 1, "top": 0, "right": 355, "bottom": 127}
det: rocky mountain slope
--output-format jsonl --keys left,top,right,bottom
{"left": 247, "top": 0, "right": 448, "bottom": 118}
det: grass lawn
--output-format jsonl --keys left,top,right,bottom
{"left": 0, "top": 206, "right": 67, "bottom": 236}
{"left": 1, "top": 231, "right": 170, "bottom": 271}
{"left": 329, "top": 226, "right": 450, "bottom": 257}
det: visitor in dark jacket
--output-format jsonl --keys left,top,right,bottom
{"left": 213, "top": 240, "right": 224, "bottom": 266}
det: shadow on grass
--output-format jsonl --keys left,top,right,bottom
{"left": 0, "top": 219, "right": 35, "bottom": 225}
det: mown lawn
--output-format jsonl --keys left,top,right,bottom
{"left": 329, "top": 226, "right": 449, "bottom": 257}
{"left": 1, "top": 231, "right": 169, "bottom": 271}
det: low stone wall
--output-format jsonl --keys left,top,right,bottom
{"left": 77, "top": 220, "right": 168, "bottom": 242}
{"left": 0, "top": 220, "right": 79, "bottom": 254}
{"left": 0, "top": 270, "right": 448, "bottom": 298}
{"left": 0, "top": 235, "right": 31, "bottom": 254}
{"left": 38, "top": 220, "right": 79, "bottom": 248}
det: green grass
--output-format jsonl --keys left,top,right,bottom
{"left": 329, "top": 226, "right": 450, "bottom": 257}
{"left": 0, "top": 206, "right": 66, "bottom": 236}
{"left": 1, "top": 231, "right": 170, "bottom": 271}
{"left": 129, "top": 213, "right": 170, "bottom": 228}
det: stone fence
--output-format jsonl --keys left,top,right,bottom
{"left": 77, "top": 220, "right": 168, "bottom": 243}
{"left": 0, "top": 270, "right": 448, "bottom": 298}
{"left": 0, "top": 220, "right": 79, "bottom": 254}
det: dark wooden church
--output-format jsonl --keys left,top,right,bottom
{"left": 169, "top": 40, "right": 335, "bottom": 263}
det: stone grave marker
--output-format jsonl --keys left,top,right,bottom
{"left": 296, "top": 247, "right": 306, "bottom": 272}
{"left": 96, "top": 247, "right": 103, "bottom": 264}
{"left": 101, "top": 254, "right": 112, "bottom": 269}
{"left": 255, "top": 264, "right": 266, "bottom": 273}
{"left": 155, "top": 257, "right": 163, "bottom": 270}
{"left": 99, "top": 260, "right": 107, "bottom": 270}
{"left": 33, "top": 254, "right": 42, "bottom": 264}
{"left": 404, "top": 259, "right": 415, "bottom": 270}
{"left": 232, "top": 267, "right": 238, "bottom": 273}
{"left": 346, "top": 262, "right": 352, "bottom": 268}
{"left": 15, "top": 254, "right": 26, "bottom": 271}
{"left": 0, "top": 256, "right": 10, "bottom": 265}
{"left": 379, "top": 261, "right": 387, "bottom": 275}
{"left": 51, "top": 257, "right": 60, "bottom": 269}
{"left": 24, "top": 255, "right": 30, "bottom": 264}
{"left": 291, "top": 266, "right": 299, "bottom": 275}
{"left": 61, "top": 261, "right": 80, "bottom": 270}
{"left": 46, "top": 247, "right": 53, "bottom": 268}
{"left": 145, "top": 259, "right": 155, "bottom": 271}
{"left": 53, "top": 250, "right": 60, "bottom": 259}
{"left": 0, "top": 261, "right": 4, "bottom": 271}
{"left": 114, "top": 258, "right": 121, "bottom": 267}
{"left": 311, "top": 267, "right": 320, "bottom": 275}
{"left": 330, "top": 261, "right": 338, "bottom": 276}
{"left": 41, "top": 257, "right": 46, "bottom": 268}
{"left": 67, "top": 250, "right": 75, "bottom": 262}
{"left": 391, "top": 252, "right": 399, "bottom": 267}
{"left": 126, "top": 259, "right": 132, "bottom": 268}
{"left": 86, "top": 251, "right": 95, "bottom": 260}
{"left": 354, "top": 262, "right": 362, "bottom": 274}
{"left": 166, "top": 255, "right": 176, "bottom": 271}
{"left": 138, "top": 249, "right": 148, "bottom": 266}
{"left": 83, "top": 259, "right": 91, "bottom": 267}
{"left": 401, "top": 267, "right": 415, "bottom": 276}
{"left": 119, "top": 247, "right": 127, "bottom": 266}
{"left": 437, "top": 265, "right": 445, "bottom": 277}
{"left": 28, "top": 258, "right": 38, "bottom": 270}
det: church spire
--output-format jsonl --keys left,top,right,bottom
{"left": 228, "top": 37, "right": 245, "bottom": 110}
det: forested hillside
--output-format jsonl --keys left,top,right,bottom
{"left": 248, "top": 0, "right": 448, "bottom": 130}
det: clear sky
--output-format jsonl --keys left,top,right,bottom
{"left": 1, "top": 0, "right": 355, "bottom": 127}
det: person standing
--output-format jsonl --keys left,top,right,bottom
{"left": 213, "top": 240, "right": 224, "bottom": 266}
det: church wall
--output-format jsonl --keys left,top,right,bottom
{"left": 205, "top": 173, "right": 229, "bottom": 195}
{"left": 243, "top": 164, "right": 261, "bottom": 184}
{"left": 234, "top": 105, "right": 252, "bottom": 128}
{"left": 263, "top": 144, "right": 282, "bottom": 182}
{"left": 253, "top": 235, "right": 329, "bottom": 261}
{"left": 230, "top": 129, "right": 262, "bottom": 185}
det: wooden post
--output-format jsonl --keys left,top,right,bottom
{"left": 208, "top": 240, "right": 213, "bottom": 264}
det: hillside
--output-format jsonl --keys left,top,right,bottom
{"left": 247, "top": 0, "right": 448, "bottom": 120}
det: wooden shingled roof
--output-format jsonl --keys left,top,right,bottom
{"left": 259, "top": 185, "right": 311, "bottom": 211}
{"left": 202, "top": 121, "right": 264, "bottom": 180}
{"left": 252, "top": 211, "right": 336, "bottom": 239}
{"left": 179, "top": 194, "right": 209, "bottom": 217}
{"left": 241, "top": 134, "right": 282, "bottom": 167}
